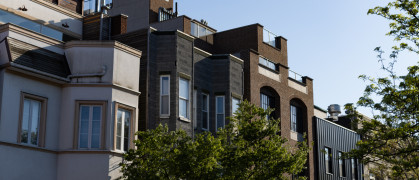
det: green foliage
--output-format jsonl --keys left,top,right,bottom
{"left": 345, "top": 1, "right": 419, "bottom": 179}
{"left": 120, "top": 101, "right": 309, "bottom": 180}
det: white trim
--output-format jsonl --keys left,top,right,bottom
{"left": 115, "top": 108, "right": 131, "bottom": 152}
{"left": 160, "top": 75, "right": 170, "bottom": 117}
{"left": 202, "top": 93, "right": 209, "bottom": 131}
{"left": 215, "top": 95, "right": 225, "bottom": 131}
{"left": 179, "top": 77, "right": 190, "bottom": 120}
{"left": 193, "top": 90, "right": 197, "bottom": 129}
{"left": 231, "top": 96, "right": 240, "bottom": 116}
{"left": 78, "top": 105, "right": 102, "bottom": 149}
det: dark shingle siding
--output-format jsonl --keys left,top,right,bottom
{"left": 8, "top": 38, "right": 70, "bottom": 78}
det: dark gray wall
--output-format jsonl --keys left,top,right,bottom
{"left": 314, "top": 117, "right": 362, "bottom": 180}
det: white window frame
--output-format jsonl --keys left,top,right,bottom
{"left": 114, "top": 103, "right": 135, "bottom": 152}
{"left": 202, "top": 93, "right": 209, "bottom": 130}
{"left": 179, "top": 78, "right": 190, "bottom": 120}
{"left": 291, "top": 105, "right": 298, "bottom": 132}
{"left": 160, "top": 75, "right": 170, "bottom": 117}
{"left": 78, "top": 105, "right": 102, "bottom": 149}
{"left": 193, "top": 89, "right": 197, "bottom": 129}
{"left": 232, "top": 97, "right": 240, "bottom": 116}
{"left": 216, "top": 95, "right": 225, "bottom": 130}
{"left": 73, "top": 101, "right": 106, "bottom": 150}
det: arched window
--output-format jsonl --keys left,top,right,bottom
{"left": 260, "top": 86, "right": 280, "bottom": 119}
{"left": 290, "top": 98, "right": 307, "bottom": 134}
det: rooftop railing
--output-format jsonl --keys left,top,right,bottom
{"left": 158, "top": 7, "right": 177, "bottom": 22}
{"left": 263, "top": 28, "right": 277, "bottom": 47}
{"left": 289, "top": 70, "right": 304, "bottom": 83}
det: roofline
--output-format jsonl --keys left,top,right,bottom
{"left": 65, "top": 40, "right": 142, "bottom": 58}
{"left": 315, "top": 116, "right": 358, "bottom": 134}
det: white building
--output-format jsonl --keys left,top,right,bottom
{"left": 0, "top": 0, "right": 141, "bottom": 179}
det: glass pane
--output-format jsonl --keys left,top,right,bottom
{"left": 124, "top": 111, "right": 131, "bottom": 151}
{"left": 161, "top": 76, "right": 169, "bottom": 95}
{"left": 203, "top": 95, "right": 208, "bottom": 110}
{"left": 217, "top": 114, "right": 224, "bottom": 128}
{"left": 79, "top": 133, "right": 88, "bottom": 148}
{"left": 41, "top": 26, "right": 63, "bottom": 41}
{"left": 92, "top": 107, "right": 101, "bottom": 121}
{"left": 91, "top": 134, "right": 100, "bottom": 148}
{"left": 203, "top": 112, "right": 208, "bottom": 129}
{"left": 179, "top": 78, "right": 189, "bottom": 99}
{"left": 30, "top": 101, "right": 40, "bottom": 145}
{"left": 161, "top": 96, "right": 169, "bottom": 114}
{"left": 92, "top": 121, "right": 101, "bottom": 134}
{"left": 216, "top": 97, "right": 224, "bottom": 113}
{"left": 191, "top": 22, "right": 198, "bottom": 37}
{"left": 179, "top": 99, "right": 187, "bottom": 118}
{"left": 21, "top": 100, "right": 30, "bottom": 143}
{"left": 199, "top": 26, "right": 206, "bottom": 37}
{"left": 232, "top": 98, "right": 239, "bottom": 114}
{"left": 206, "top": 29, "right": 213, "bottom": 36}
{"left": 81, "top": 106, "right": 90, "bottom": 121}
{"left": 116, "top": 110, "right": 122, "bottom": 150}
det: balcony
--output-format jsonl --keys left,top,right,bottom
{"left": 263, "top": 28, "right": 277, "bottom": 47}
{"left": 288, "top": 70, "right": 307, "bottom": 94}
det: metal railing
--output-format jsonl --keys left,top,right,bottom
{"left": 263, "top": 28, "right": 277, "bottom": 47}
{"left": 289, "top": 70, "right": 304, "bottom": 83}
{"left": 158, "top": 7, "right": 177, "bottom": 22}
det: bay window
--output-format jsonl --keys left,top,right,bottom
{"left": 114, "top": 103, "right": 135, "bottom": 152}
{"left": 74, "top": 101, "right": 106, "bottom": 149}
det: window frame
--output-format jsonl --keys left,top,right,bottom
{"left": 351, "top": 159, "right": 358, "bottom": 180}
{"left": 193, "top": 89, "right": 197, "bottom": 129}
{"left": 202, "top": 93, "right": 209, "bottom": 130}
{"left": 260, "top": 93, "right": 274, "bottom": 119}
{"left": 73, "top": 100, "right": 107, "bottom": 150}
{"left": 114, "top": 102, "right": 136, "bottom": 152}
{"left": 215, "top": 95, "right": 225, "bottom": 130}
{"left": 17, "top": 92, "right": 47, "bottom": 147}
{"left": 325, "top": 147, "right": 333, "bottom": 174}
{"left": 160, "top": 75, "right": 170, "bottom": 117}
{"left": 179, "top": 77, "right": 190, "bottom": 120}
{"left": 232, "top": 96, "right": 240, "bottom": 116}
{"left": 339, "top": 151, "right": 346, "bottom": 177}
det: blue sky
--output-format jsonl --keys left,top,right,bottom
{"left": 175, "top": 0, "right": 417, "bottom": 116}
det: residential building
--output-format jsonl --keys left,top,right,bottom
{"left": 0, "top": 0, "right": 346, "bottom": 179}
{"left": 0, "top": 0, "right": 142, "bottom": 179}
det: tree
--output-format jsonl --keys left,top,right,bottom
{"left": 345, "top": 1, "right": 419, "bottom": 179}
{"left": 119, "top": 101, "right": 309, "bottom": 179}
{"left": 218, "top": 101, "right": 309, "bottom": 180}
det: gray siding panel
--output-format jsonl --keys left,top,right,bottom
{"left": 314, "top": 117, "right": 362, "bottom": 180}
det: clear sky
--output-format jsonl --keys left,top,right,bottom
{"left": 173, "top": 0, "right": 417, "bottom": 116}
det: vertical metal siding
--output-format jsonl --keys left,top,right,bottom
{"left": 314, "top": 117, "right": 362, "bottom": 180}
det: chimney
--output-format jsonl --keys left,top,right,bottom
{"left": 327, "top": 104, "right": 341, "bottom": 121}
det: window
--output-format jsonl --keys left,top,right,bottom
{"left": 191, "top": 22, "right": 214, "bottom": 37}
{"left": 290, "top": 104, "right": 303, "bottom": 133}
{"left": 193, "top": 90, "right": 197, "bottom": 129}
{"left": 202, "top": 93, "right": 209, "bottom": 130}
{"left": 74, "top": 101, "right": 106, "bottom": 149}
{"left": 179, "top": 78, "right": 189, "bottom": 119}
{"left": 232, "top": 97, "right": 240, "bottom": 115}
{"left": 259, "top": 56, "right": 277, "bottom": 71}
{"left": 216, "top": 96, "right": 225, "bottom": 130}
{"left": 260, "top": 93, "right": 274, "bottom": 119}
{"left": 160, "top": 75, "right": 170, "bottom": 117}
{"left": 339, "top": 152, "right": 346, "bottom": 177}
{"left": 351, "top": 159, "right": 358, "bottom": 180}
{"left": 114, "top": 103, "right": 135, "bottom": 152}
{"left": 325, "top": 147, "right": 333, "bottom": 174}
{"left": 18, "top": 93, "right": 47, "bottom": 147}
{"left": 0, "top": 9, "right": 63, "bottom": 41}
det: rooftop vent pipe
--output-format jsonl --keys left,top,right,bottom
{"left": 327, "top": 104, "right": 341, "bottom": 121}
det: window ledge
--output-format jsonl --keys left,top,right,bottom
{"left": 178, "top": 117, "right": 191, "bottom": 122}
{"left": 160, "top": 115, "right": 170, "bottom": 119}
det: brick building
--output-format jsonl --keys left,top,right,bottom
{"left": 0, "top": 0, "right": 325, "bottom": 179}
